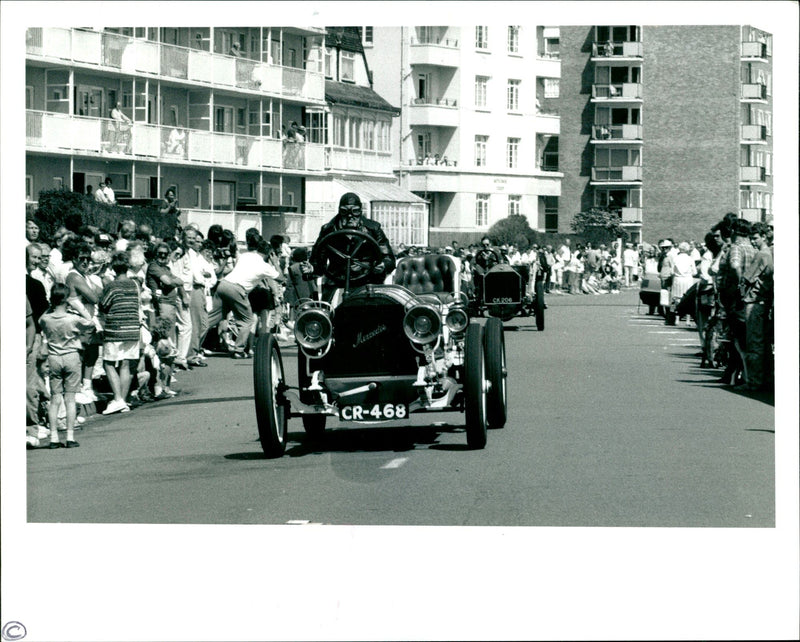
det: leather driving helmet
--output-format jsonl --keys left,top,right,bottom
{"left": 337, "top": 192, "right": 363, "bottom": 228}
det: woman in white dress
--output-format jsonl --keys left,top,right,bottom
{"left": 670, "top": 241, "right": 697, "bottom": 314}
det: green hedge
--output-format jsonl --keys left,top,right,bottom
{"left": 33, "top": 189, "right": 177, "bottom": 244}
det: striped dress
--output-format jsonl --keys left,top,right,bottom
{"left": 99, "top": 277, "right": 141, "bottom": 342}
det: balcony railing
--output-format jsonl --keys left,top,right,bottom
{"left": 327, "top": 147, "right": 394, "bottom": 174}
{"left": 25, "top": 27, "right": 325, "bottom": 102}
{"left": 591, "top": 83, "right": 642, "bottom": 100}
{"left": 741, "top": 41, "right": 769, "bottom": 58}
{"left": 26, "top": 110, "right": 326, "bottom": 172}
{"left": 740, "top": 166, "right": 766, "bottom": 182}
{"left": 591, "top": 41, "right": 643, "bottom": 57}
{"left": 741, "top": 124, "right": 767, "bottom": 141}
{"left": 592, "top": 166, "right": 642, "bottom": 182}
{"left": 412, "top": 97, "right": 458, "bottom": 107}
{"left": 621, "top": 207, "right": 642, "bottom": 223}
{"left": 411, "top": 36, "right": 459, "bottom": 47}
{"left": 592, "top": 124, "right": 643, "bottom": 140}
{"left": 741, "top": 83, "right": 767, "bottom": 100}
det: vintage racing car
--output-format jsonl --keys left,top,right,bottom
{"left": 471, "top": 248, "right": 546, "bottom": 330}
{"left": 252, "top": 230, "right": 508, "bottom": 458}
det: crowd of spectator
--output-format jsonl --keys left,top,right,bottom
{"left": 25, "top": 213, "right": 301, "bottom": 449}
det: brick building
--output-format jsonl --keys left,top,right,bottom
{"left": 554, "top": 25, "right": 773, "bottom": 243}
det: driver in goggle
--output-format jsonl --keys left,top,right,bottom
{"left": 310, "top": 192, "right": 396, "bottom": 290}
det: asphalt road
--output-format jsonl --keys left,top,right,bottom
{"left": 27, "top": 288, "right": 775, "bottom": 527}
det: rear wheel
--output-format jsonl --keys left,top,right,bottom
{"left": 483, "top": 316, "right": 507, "bottom": 429}
{"left": 534, "top": 280, "right": 546, "bottom": 331}
{"left": 464, "top": 323, "right": 488, "bottom": 449}
{"left": 253, "top": 334, "right": 288, "bottom": 458}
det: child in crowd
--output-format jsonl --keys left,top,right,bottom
{"left": 39, "top": 283, "right": 96, "bottom": 448}
{"left": 151, "top": 317, "right": 178, "bottom": 399}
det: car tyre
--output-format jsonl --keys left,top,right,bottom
{"left": 483, "top": 316, "right": 507, "bottom": 429}
{"left": 464, "top": 322, "right": 488, "bottom": 449}
{"left": 534, "top": 280, "right": 545, "bottom": 331}
{"left": 253, "top": 333, "right": 288, "bottom": 458}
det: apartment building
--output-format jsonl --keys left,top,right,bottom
{"left": 554, "top": 25, "right": 773, "bottom": 243}
{"left": 25, "top": 26, "right": 420, "bottom": 245}
{"left": 364, "top": 26, "right": 563, "bottom": 245}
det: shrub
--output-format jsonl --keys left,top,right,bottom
{"left": 33, "top": 189, "right": 177, "bottom": 244}
{"left": 570, "top": 207, "right": 629, "bottom": 246}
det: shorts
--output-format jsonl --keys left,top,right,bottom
{"left": 48, "top": 352, "right": 82, "bottom": 395}
{"left": 103, "top": 340, "right": 141, "bottom": 363}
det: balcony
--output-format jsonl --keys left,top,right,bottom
{"left": 591, "top": 41, "right": 643, "bottom": 59}
{"left": 327, "top": 148, "right": 394, "bottom": 175}
{"left": 409, "top": 38, "right": 460, "bottom": 67}
{"left": 591, "top": 166, "right": 642, "bottom": 182}
{"left": 405, "top": 164, "right": 463, "bottom": 193}
{"left": 408, "top": 98, "right": 459, "bottom": 128}
{"left": 741, "top": 41, "right": 769, "bottom": 59}
{"left": 741, "top": 124, "right": 767, "bottom": 141}
{"left": 25, "top": 110, "right": 326, "bottom": 172}
{"left": 621, "top": 207, "right": 642, "bottom": 223}
{"left": 25, "top": 27, "right": 325, "bottom": 103}
{"left": 739, "top": 208, "right": 767, "bottom": 222}
{"left": 741, "top": 83, "right": 767, "bottom": 100}
{"left": 740, "top": 166, "right": 766, "bottom": 182}
{"left": 592, "top": 124, "right": 643, "bottom": 141}
{"left": 535, "top": 56, "right": 561, "bottom": 80}
{"left": 591, "top": 83, "right": 642, "bottom": 101}
{"left": 535, "top": 113, "right": 560, "bottom": 135}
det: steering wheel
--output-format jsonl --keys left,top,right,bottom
{"left": 477, "top": 247, "right": 504, "bottom": 271}
{"left": 314, "top": 229, "right": 383, "bottom": 288}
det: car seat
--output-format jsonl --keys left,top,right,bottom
{"left": 393, "top": 254, "right": 458, "bottom": 299}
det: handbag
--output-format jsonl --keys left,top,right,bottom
{"left": 659, "top": 289, "right": 670, "bottom": 306}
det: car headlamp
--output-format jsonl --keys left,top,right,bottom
{"left": 403, "top": 303, "right": 441, "bottom": 345}
{"left": 295, "top": 308, "right": 333, "bottom": 351}
{"left": 445, "top": 307, "right": 469, "bottom": 335}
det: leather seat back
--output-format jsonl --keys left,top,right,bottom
{"left": 393, "top": 254, "right": 457, "bottom": 296}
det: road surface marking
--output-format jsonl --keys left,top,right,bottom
{"left": 286, "top": 520, "right": 324, "bottom": 525}
{"left": 651, "top": 330, "right": 684, "bottom": 334}
{"left": 381, "top": 457, "right": 409, "bottom": 469}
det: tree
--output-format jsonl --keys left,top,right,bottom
{"left": 487, "top": 214, "right": 535, "bottom": 250}
{"left": 570, "top": 207, "right": 628, "bottom": 245}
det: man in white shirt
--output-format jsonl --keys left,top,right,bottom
{"left": 207, "top": 238, "right": 281, "bottom": 358}
{"left": 622, "top": 242, "right": 638, "bottom": 286}
{"left": 181, "top": 228, "right": 216, "bottom": 367}
{"left": 95, "top": 178, "right": 116, "bottom": 204}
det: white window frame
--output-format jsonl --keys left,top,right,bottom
{"left": 324, "top": 47, "right": 333, "bottom": 79}
{"left": 475, "top": 76, "right": 488, "bottom": 109}
{"left": 507, "top": 138, "right": 520, "bottom": 169}
{"left": 26, "top": 86, "right": 34, "bottom": 110}
{"left": 341, "top": 51, "right": 355, "bottom": 82}
{"left": 507, "top": 26, "right": 520, "bottom": 54}
{"left": 508, "top": 194, "right": 521, "bottom": 217}
{"left": 476, "top": 194, "right": 490, "bottom": 227}
{"left": 475, "top": 135, "right": 488, "bottom": 167}
{"left": 193, "top": 185, "right": 202, "bottom": 208}
{"left": 360, "top": 26, "right": 373, "bottom": 46}
{"left": 544, "top": 78, "right": 560, "bottom": 98}
{"left": 475, "top": 26, "right": 489, "bottom": 50}
{"left": 507, "top": 79, "right": 520, "bottom": 111}
{"left": 26, "top": 175, "right": 33, "bottom": 201}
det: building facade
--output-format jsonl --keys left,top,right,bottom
{"left": 25, "top": 26, "right": 422, "bottom": 246}
{"left": 555, "top": 24, "right": 773, "bottom": 243}
{"left": 364, "top": 26, "right": 563, "bottom": 245}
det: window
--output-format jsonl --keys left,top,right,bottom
{"left": 213, "top": 180, "right": 235, "bottom": 210}
{"left": 544, "top": 78, "right": 559, "bottom": 98}
{"left": 508, "top": 194, "right": 521, "bottom": 217}
{"left": 26, "top": 175, "right": 33, "bottom": 200}
{"left": 378, "top": 121, "right": 390, "bottom": 152}
{"left": 341, "top": 51, "right": 355, "bottom": 82}
{"left": 475, "top": 135, "right": 488, "bottom": 167}
{"left": 214, "top": 106, "right": 233, "bottom": 133}
{"left": 507, "top": 138, "right": 519, "bottom": 168}
{"left": 476, "top": 194, "right": 490, "bottom": 226}
{"left": 349, "top": 116, "right": 361, "bottom": 148}
{"left": 26, "top": 86, "right": 33, "bottom": 110}
{"left": 358, "top": 27, "right": 373, "bottom": 46}
{"left": 324, "top": 47, "right": 333, "bottom": 78}
{"left": 193, "top": 185, "right": 202, "bottom": 208}
{"left": 364, "top": 120, "right": 375, "bottom": 150}
{"left": 333, "top": 114, "right": 345, "bottom": 146}
{"left": 417, "top": 73, "right": 430, "bottom": 102}
{"left": 475, "top": 76, "right": 488, "bottom": 108}
{"left": 507, "top": 79, "right": 520, "bottom": 111}
{"left": 544, "top": 196, "right": 558, "bottom": 232}
{"left": 541, "top": 136, "right": 559, "bottom": 171}
{"left": 417, "top": 132, "right": 432, "bottom": 159}
{"left": 543, "top": 37, "right": 560, "bottom": 58}
{"left": 304, "top": 111, "right": 328, "bottom": 144}
{"left": 475, "top": 26, "right": 488, "bottom": 50}
{"left": 507, "top": 26, "right": 519, "bottom": 53}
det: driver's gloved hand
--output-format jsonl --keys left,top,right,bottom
{"left": 371, "top": 263, "right": 386, "bottom": 275}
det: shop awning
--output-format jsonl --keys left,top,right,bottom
{"left": 333, "top": 179, "right": 428, "bottom": 205}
